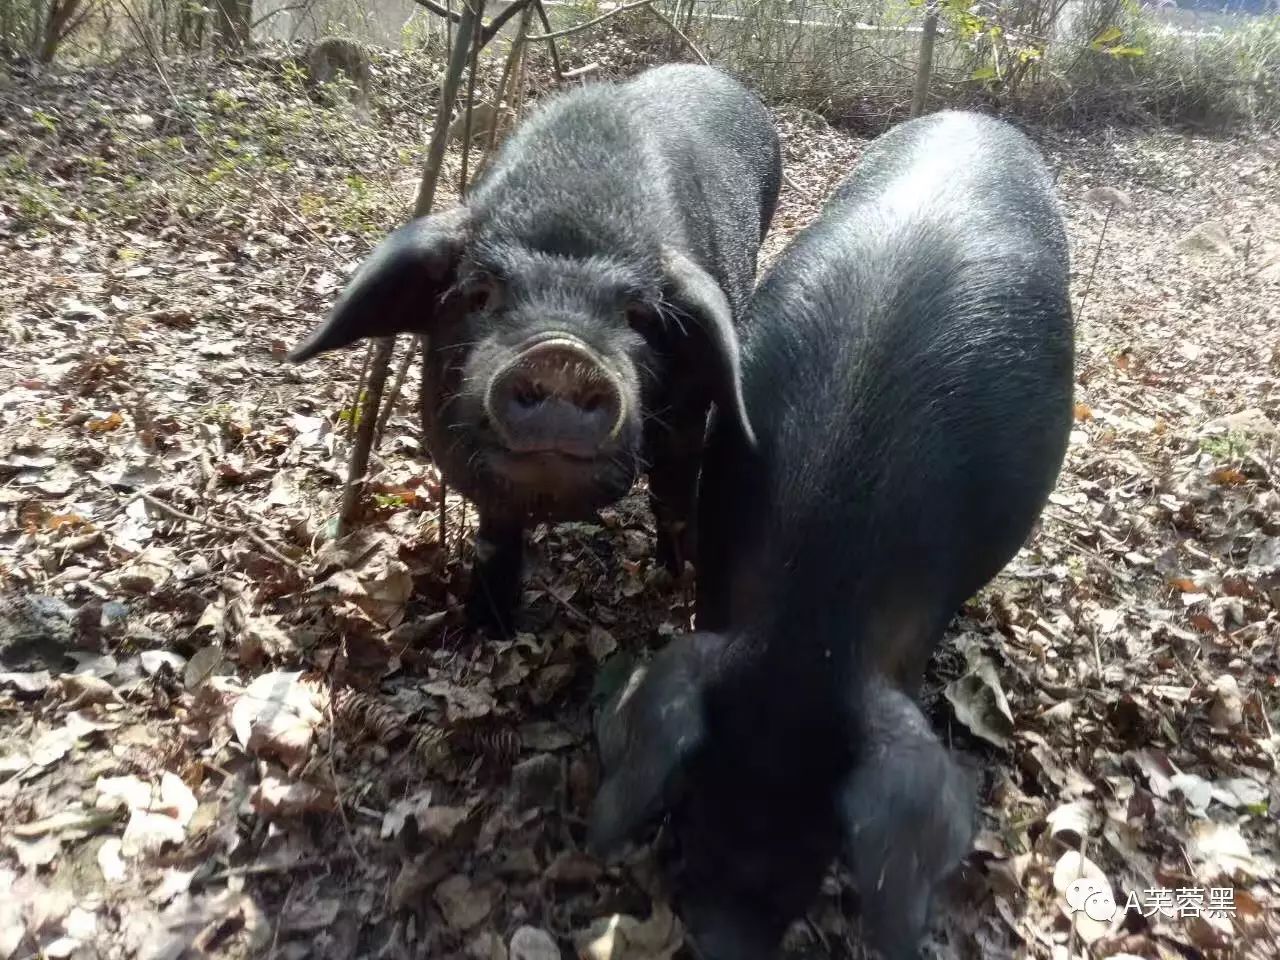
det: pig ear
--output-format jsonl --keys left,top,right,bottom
{"left": 660, "top": 249, "right": 757, "bottom": 447}
{"left": 287, "top": 207, "right": 469, "bottom": 363}
{"left": 586, "top": 633, "right": 722, "bottom": 858}
{"left": 837, "top": 682, "right": 976, "bottom": 959}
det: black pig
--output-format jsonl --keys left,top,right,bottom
{"left": 589, "top": 111, "right": 1073, "bottom": 959}
{"left": 288, "top": 65, "right": 781, "bottom": 632}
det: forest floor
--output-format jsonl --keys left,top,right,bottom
{"left": 1, "top": 33, "right": 1279, "bottom": 960}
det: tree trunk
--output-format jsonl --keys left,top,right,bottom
{"left": 38, "top": 0, "right": 85, "bottom": 63}
{"left": 911, "top": 5, "right": 939, "bottom": 118}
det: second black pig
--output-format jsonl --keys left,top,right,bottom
{"left": 288, "top": 64, "right": 782, "bottom": 632}
{"left": 589, "top": 111, "right": 1073, "bottom": 959}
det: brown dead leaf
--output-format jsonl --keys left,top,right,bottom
{"left": 416, "top": 805, "right": 471, "bottom": 843}
{"left": 1209, "top": 467, "right": 1247, "bottom": 486}
{"left": 575, "top": 905, "right": 684, "bottom": 960}
{"left": 250, "top": 776, "right": 335, "bottom": 817}
{"left": 435, "top": 875, "right": 492, "bottom": 931}
{"left": 543, "top": 851, "right": 602, "bottom": 885}
{"left": 86, "top": 411, "right": 124, "bottom": 433}
{"left": 58, "top": 673, "right": 123, "bottom": 708}
{"left": 945, "top": 652, "right": 1014, "bottom": 749}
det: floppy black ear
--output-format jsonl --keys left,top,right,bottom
{"left": 287, "top": 207, "right": 470, "bottom": 363}
{"left": 586, "top": 633, "right": 724, "bottom": 858}
{"left": 659, "top": 249, "right": 757, "bottom": 447}
{"left": 839, "top": 681, "right": 976, "bottom": 960}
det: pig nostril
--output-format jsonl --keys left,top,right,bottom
{"left": 513, "top": 380, "right": 548, "bottom": 409}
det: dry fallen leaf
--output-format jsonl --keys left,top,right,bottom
{"left": 435, "top": 875, "right": 493, "bottom": 931}
{"left": 575, "top": 904, "right": 684, "bottom": 960}
{"left": 1187, "top": 821, "right": 1260, "bottom": 882}
{"left": 1045, "top": 800, "right": 1096, "bottom": 845}
{"left": 380, "top": 790, "right": 433, "bottom": 839}
{"left": 250, "top": 776, "right": 335, "bottom": 817}
{"left": 1208, "top": 675, "right": 1244, "bottom": 731}
{"left": 6, "top": 834, "right": 61, "bottom": 869}
{"left": 97, "top": 838, "right": 127, "bottom": 883}
{"left": 0, "top": 671, "right": 53, "bottom": 694}
{"left": 230, "top": 671, "right": 327, "bottom": 765}
{"left": 945, "top": 653, "right": 1014, "bottom": 749}
{"left": 97, "top": 772, "right": 197, "bottom": 857}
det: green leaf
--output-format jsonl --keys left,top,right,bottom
{"left": 1105, "top": 45, "right": 1146, "bottom": 58}
{"left": 1092, "top": 25, "right": 1124, "bottom": 46}
{"left": 971, "top": 65, "right": 999, "bottom": 81}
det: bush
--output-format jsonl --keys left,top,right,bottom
{"left": 1050, "top": 8, "right": 1280, "bottom": 128}
{"left": 559, "top": 0, "right": 1280, "bottom": 131}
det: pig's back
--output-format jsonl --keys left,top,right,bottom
{"left": 708, "top": 111, "right": 1072, "bottom": 643}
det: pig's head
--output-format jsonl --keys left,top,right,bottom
{"left": 588, "top": 638, "right": 974, "bottom": 960}
{"left": 287, "top": 207, "right": 754, "bottom": 520}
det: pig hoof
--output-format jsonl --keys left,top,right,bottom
{"left": 464, "top": 584, "right": 516, "bottom": 637}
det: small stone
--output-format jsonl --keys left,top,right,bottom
{"left": 509, "top": 926, "right": 559, "bottom": 960}
{"left": 1178, "top": 221, "right": 1235, "bottom": 259}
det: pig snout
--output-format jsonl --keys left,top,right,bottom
{"left": 485, "top": 338, "right": 624, "bottom": 458}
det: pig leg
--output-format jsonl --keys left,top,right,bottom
{"left": 840, "top": 681, "right": 976, "bottom": 960}
{"left": 647, "top": 401, "right": 708, "bottom": 576}
{"left": 464, "top": 514, "right": 524, "bottom": 636}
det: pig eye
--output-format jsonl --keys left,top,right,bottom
{"left": 462, "top": 274, "right": 502, "bottom": 312}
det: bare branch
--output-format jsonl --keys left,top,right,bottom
{"left": 527, "top": 0, "right": 654, "bottom": 43}
{"left": 132, "top": 491, "right": 304, "bottom": 571}
{"left": 337, "top": 335, "right": 395, "bottom": 536}
{"left": 532, "top": 1, "right": 563, "bottom": 78}
{"left": 408, "top": 0, "right": 462, "bottom": 23}
{"left": 345, "top": 2, "right": 481, "bottom": 528}
{"left": 560, "top": 62, "right": 599, "bottom": 79}
{"left": 459, "top": 0, "right": 487, "bottom": 194}
{"left": 375, "top": 336, "right": 422, "bottom": 444}
{"left": 646, "top": 4, "right": 708, "bottom": 65}
{"left": 252, "top": 2, "right": 315, "bottom": 29}
{"left": 412, "top": 0, "right": 533, "bottom": 44}
{"left": 414, "top": 0, "right": 481, "bottom": 216}
{"left": 481, "top": 0, "right": 533, "bottom": 43}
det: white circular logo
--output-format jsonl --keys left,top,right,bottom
{"left": 1066, "top": 878, "right": 1117, "bottom": 922}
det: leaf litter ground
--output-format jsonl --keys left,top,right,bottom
{"left": 1, "top": 43, "right": 1278, "bottom": 960}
